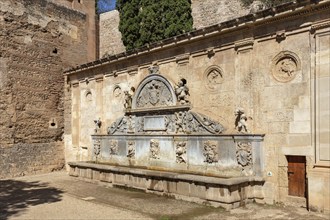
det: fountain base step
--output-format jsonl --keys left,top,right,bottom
{"left": 68, "top": 162, "right": 265, "bottom": 210}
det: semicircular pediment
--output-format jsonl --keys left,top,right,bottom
{"left": 132, "top": 74, "right": 177, "bottom": 109}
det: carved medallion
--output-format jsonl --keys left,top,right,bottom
{"left": 110, "top": 140, "right": 118, "bottom": 155}
{"left": 272, "top": 51, "right": 300, "bottom": 83}
{"left": 127, "top": 141, "right": 135, "bottom": 158}
{"left": 150, "top": 139, "right": 160, "bottom": 159}
{"left": 113, "top": 86, "right": 122, "bottom": 97}
{"left": 204, "top": 66, "right": 224, "bottom": 90}
{"left": 236, "top": 142, "right": 253, "bottom": 174}
{"left": 203, "top": 140, "right": 218, "bottom": 163}
{"left": 85, "top": 90, "right": 92, "bottom": 102}
{"left": 93, "top": 139, "right": 101, "bottom": 156}
{"left": 175, "top": 141, "right": 187, "bottom": 164}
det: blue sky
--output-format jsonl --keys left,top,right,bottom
{"left": 97, "top": 0, "right": 116, "bottom": 14}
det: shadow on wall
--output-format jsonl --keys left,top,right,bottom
{"left": 0, "top": 180, "right": 63, "bottom": 220}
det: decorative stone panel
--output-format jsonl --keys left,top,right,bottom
{"left": 271, "top": 51, "right": 301, "bottom": 83}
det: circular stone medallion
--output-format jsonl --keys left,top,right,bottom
{"left": 272, "top": 51, "right": 300, "bottom": 83}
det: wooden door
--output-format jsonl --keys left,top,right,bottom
{"left": 287, "top": 156, "right": 306, "bottom": 197}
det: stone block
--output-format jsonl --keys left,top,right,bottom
{"left": 281, "top": 146, "right": 313, "bottom": 156}
{"left": 176, "top": 181, "right": 190, "bottom": 196}
{"left": 113, "top": 173, "right": 127, "bottom": 186}
{"left": 289, "top": 121, "right": 311, "bottom": 134}
{"left": 293, "top": 108, "right": 310, "bottom": 122}
{"left": 129, "top": 175, "right": 147, "bottom": 189}
{"left": 147, "top": 179, "right": 164, "bottom": 192}
{"left": 92, "top": 170, "right": 100, "bottom": 180}
{"left": 190, "top": 183, "right": 206, "bottom": 199}
{"left": 287, "top": 134, "right": 311, "bottom": 147}
{"left": 278, "top": 166, "right": 288, "bottom": 187}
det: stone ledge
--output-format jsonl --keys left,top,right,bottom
{"left": 68, "top": 162, "right": 265, "bottom": 209}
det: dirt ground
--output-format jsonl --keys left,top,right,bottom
{"left": 0, "top": 172, "right": 329, "bottom": 220}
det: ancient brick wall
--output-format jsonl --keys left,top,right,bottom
{"left": 0, "top": 0, "right": 89, "bottom": 178}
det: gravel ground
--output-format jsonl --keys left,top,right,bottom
{"left": 0, "top": 172, "right": 329, "bottom": 220}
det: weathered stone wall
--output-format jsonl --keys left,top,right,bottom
{"left": 65, "top": 1, "right": 330, "bottom": 212}
{"left": 191, "top": 0, "right": 249, "bottom": 29}
{"left": 99, "top": 10, "right": 125, "bottom": 58}
{"left": 0, "top": 0, "right": 89, "bottom": 178}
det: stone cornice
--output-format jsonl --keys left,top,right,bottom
{"left": 64, "top": 0, "right": 330, "bottom": 75}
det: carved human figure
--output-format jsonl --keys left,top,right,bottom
{"left": 203, "top": 140, "right": 218, "bottom": 163}
{"left": 277, "top": 58, "right": 296, "bottom": 77}
{"left": 124, "top": 91, "right": 132, "bottom": 110}
{"left": 127, "top": 141, "right": 135, "bottom": 158}
{"left": 94, "top": 118, "right": 101, "bottom": 134}
{"left": 234, "top": 108, "right": 250, "bottom": 133}
{"left": 175, "top": 79, "right": 190, "bottom": 105}
{"left": 175, "top": 141, "right": 187, "bottom": 164}
{"left": 150, "top": 139, "right": 160, "bottom": 159}
{"left": 110, "top": 140, "right": 118, "bottom": 155}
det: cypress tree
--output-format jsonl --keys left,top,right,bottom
{"left": 117, "top": 0, "right": 193, "bottom": 51}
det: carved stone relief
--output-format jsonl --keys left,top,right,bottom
{"left": 150, "top": 139, "right": 160, "bottom": 159}
{"left": 108, "top": 115, "right": 135, "bottom": 134}
{"left": 204, "top": 66, "right": 224, "bottom": 90}
{"left": 127, "top": 141, "right": 135, "bottom": 158}
{"left": 272, "top": 51, "right": 300, "bottom": 83}
{"left": 85, "top": 90, "right": 92, "bottom": 102}
{"left": 173, "top": 111, "right": 224, "bottom": 135}
{"left": 203, "top": 140, "right": 218, "bottom": 163}
{"left": 110, "top": 139, "right": 118, "bottom": 155}
{"left": 236, "top": 142, "right": 253, "bottom": 175}
{"left": 113, "top": 86, "right": 122, "bottom": 97}
{"left": 94, "top": 118, "right": 101, "bottom": 134}
{"left": 234, "top": 108, "right": 250, "bottom": 133}
{"left": 124, "top": 91, "right": 133, "bottom": 110}
{"left": 175, "top": 141, "right": 187, "bottom": 164}
{"left": 148, "top": 65, "right": 159, "bottom": 74}
{"left": 93, "top": 139, "right": 101, "bottom": 157}
{"left": 175, "top": 78, "right": 190, "bottom": 105}
{"left": 136, "top": 80, "right": 173, "bottom": 108}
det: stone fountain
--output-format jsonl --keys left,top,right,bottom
{"left": 68, "top": 69, "right": 265, "bottom": 209}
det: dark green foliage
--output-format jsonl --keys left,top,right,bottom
{"left": 240, "top": 0, "right": 292, "bottom": 7}
{"left": 117, "top": 0, "right": 193, "bottom": 50}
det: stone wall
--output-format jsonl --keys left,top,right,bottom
{"left": 0, "top": 0, "right": 90, "bottom": 178}
{"left": 65, "top": 1, "right": 330, "bottom": 212}
{"left": 99, "top": 10, "right": 125, "bottom": 58}
{"left": 191, "top": 0, "right": 249, "bottom": 29}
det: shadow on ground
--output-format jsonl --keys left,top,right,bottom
{"left": 0, "top": 179, "right": 63, "bottom": 220}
